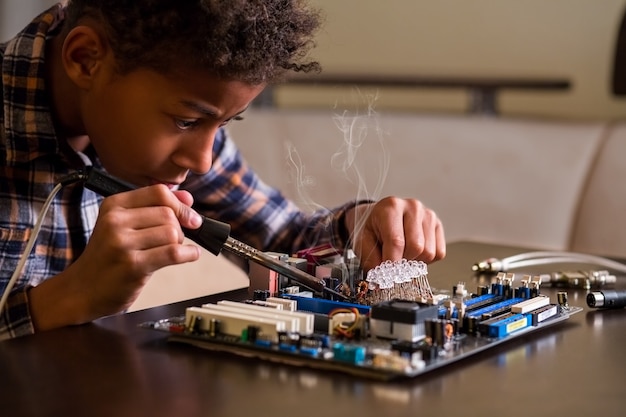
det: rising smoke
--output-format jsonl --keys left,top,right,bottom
{"left": 285, "top": 90, "right": 390, "bottom": 245}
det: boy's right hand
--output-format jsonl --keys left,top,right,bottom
{"left": 28, "top": 184, "right": 202, "bottom": 331}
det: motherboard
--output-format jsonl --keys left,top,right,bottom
{"left": 141, "top": 256, "right": 581, "bottom": 380}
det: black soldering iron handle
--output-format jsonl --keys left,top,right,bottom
{"left": 82, "top": 166, "right": 136, "bottom": 195}
{"left": 586, "top": 290, "right": 626, "bottom": 309}
{"left": 82, "top": 167, "right": 230, "bottom": 256}
{"left": 180, "top": 221, "right": 230, "bottom": 257}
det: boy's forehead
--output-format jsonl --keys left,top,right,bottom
{"left": 178, "top": 68, "right": 264, "bottom": 94}
{"left": 131, "top": 67, "right": 264, "bottom": 115}
{"left": 104, "top": 64, "right": 264, "bottom": 111}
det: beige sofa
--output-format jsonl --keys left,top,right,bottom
{"left": 129, "top": 109, "right": 626, "bottom": 310}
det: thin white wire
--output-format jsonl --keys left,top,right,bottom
{"left": 502, "top": 251, "right": 578, "bottom": 264}
{"left": 501, "top": 251, "right": 626, "bottom": 275}
{"left": 0, "top": 183, "right": 64, "bottom": 314}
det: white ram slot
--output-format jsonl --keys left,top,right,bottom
{"left": 202, "top": 303, "right": 300, "bottom": 332}
{"left": 251, "top": 300, "right": 283, "bottom": 309}
{"left": 185, "top": 306, "right": 286, "bottom": 341}
{"left": 511, "top": 295, "right": 550, "bottom": 314}
{"left": 216, "top": 300, "right": 315, "bottom": 335}
{"left": 265, "top": 297, "right": 297, "bottom": 311}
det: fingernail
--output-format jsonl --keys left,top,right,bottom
{"left": 189, "top": 211, "right": 203, "bottom": 228}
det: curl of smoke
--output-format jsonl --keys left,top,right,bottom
{"left": 284, "top": 90, "right": 390, "bottom": 248}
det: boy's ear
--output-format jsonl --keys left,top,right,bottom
{"left": 61, "top": 25, "right": 110, "bottom": 90}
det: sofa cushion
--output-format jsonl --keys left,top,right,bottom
{"left": 570, "top": 122, "right": 626, "bottom": 257}
{"left": 229, "top": 109, "right": 606, "bottom": 250}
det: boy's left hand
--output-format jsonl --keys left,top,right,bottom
{"left": 345, "top": 197, "right": 446, "bottom": 272}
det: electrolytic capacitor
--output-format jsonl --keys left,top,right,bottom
{"left": 557, "top": 291, "right": 569, "bottom": 307}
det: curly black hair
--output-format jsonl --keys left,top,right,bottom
{"left": 63, "top": 0, "right": 322, "bottom": 84}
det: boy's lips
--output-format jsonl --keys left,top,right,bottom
{"left": 150, "top": 179, "right": 181, "bottom": 190}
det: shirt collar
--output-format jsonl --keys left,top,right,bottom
{"left": 1, "top": 4, "right": 65, "bottom": 166}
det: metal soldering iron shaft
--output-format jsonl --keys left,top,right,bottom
{"left": 222, "top": 236, "right": 329, "bottom": 293}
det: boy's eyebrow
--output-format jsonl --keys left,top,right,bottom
{"left": 179, "top": 100, "right": 218, "bottom": 117}
{"left": 179, "top": 100, "right": 249, "bottom": 119}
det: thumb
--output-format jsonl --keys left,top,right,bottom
{"left": 172, "top": 190, "right": 202, "bottom": 229}
{"left": 172, "top": 189, "right": 194, "bottom": 207}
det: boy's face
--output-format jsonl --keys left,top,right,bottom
{"left": 79, "top": 64, "right": 265, "bottom": 188}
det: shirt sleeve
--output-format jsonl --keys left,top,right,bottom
{"left": 181, "top": 128, "right": 367, "bottom": 255}
{"left": 0, "top": 287, "right": 35, "bottom": 340}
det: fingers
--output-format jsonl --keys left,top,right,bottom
{"left": 401, "top": 200, "right": 446, "bottom": 262}
{"left": 434, "top": 220, "right": 447, "bottom": 259}
{"left": 172, "top": 190, "right": 203, "bottom": 229}
{"left": 102, "top": 184, "right": 202, "bottom": 230}
{"left": 354, "top": 229, "right": 382, "bottom": 272}
{"left": 90, "top": 210, "right": 201, "bottom": 273}
{"left": 130, "top": 242, "right": 201, "bottom": 273}
{"left": 172, "top": 189, "right": 194, "bottom": 207}
{"left": 92, "top": 184, "right": 203, "bottom": 274}
{"left": 356, "top": 197, "right": 446, "bottom": 271}
{"left": 105, "top": 207, "right": 185, "bottom": 247}
{"left": 65, "top": 184, "right": 203, "bottom": 322}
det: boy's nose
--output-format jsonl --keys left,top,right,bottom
{"left": 173, "top": 130, "right": 216, "bottom": 175}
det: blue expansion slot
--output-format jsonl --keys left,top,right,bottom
{"left": 439, "top": 294, "right": 501, "bottom": 319}
{"left": 466, "top": 297, "right": 525, "bottom": 319}
{"left": 464, "top": 293, "right": 498, "bottom": 309}
{"left": 281, "top": 294, "right": 371, "bottom": 315}
{"left": 486, "top": 313, "right": 531, "bottom": 338}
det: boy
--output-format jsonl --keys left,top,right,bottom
{"left": 0, "top": 0, "right": 445, "bottom": 339}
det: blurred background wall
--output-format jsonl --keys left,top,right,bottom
{"left": 278, "top": 0, "right": 626, "bottom": 121}
{"left": 2, "top": 0, "right": 625, "bottom": 121}
{"left": 0, "top": 0, "right": 58, "bottom": 40}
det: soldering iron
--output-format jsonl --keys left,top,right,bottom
{"left": 81, "top": 167, "right": 348, "bottom": 301}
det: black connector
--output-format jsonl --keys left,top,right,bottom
{"left": 586, "top": 290, "right": 626, "bottom": 309}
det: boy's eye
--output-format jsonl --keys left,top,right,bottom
{"left": 219, "top": 115, "right": 245, "bottom": 127}
{"left": 175, "top": 119, "right": 199, "bottom": 130}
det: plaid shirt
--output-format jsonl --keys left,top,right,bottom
{"left": 0, "top": 5, "right": 352, "bottom": 339}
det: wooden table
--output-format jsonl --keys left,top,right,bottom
{"left": 1, "top": 241, "right": 624, "bottom": 417}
